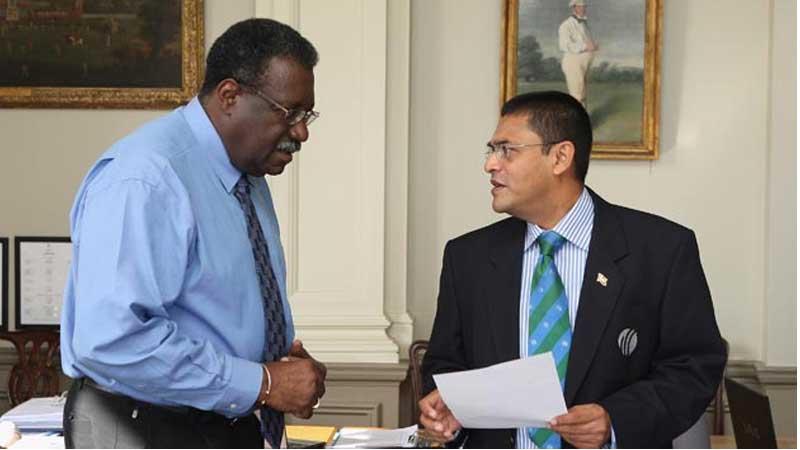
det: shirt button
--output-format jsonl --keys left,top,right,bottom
{"left": 230, "top": 403, "right": 237, "bottom": 409}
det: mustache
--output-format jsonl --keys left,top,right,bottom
{"left": 276, "top": 139, "right": 301, "bottom": 154}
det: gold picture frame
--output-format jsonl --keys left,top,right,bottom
{"left": 501, "top": 0, "right": 662, "bottom": 159}
{"left": 0, "top": 0, "right": 204, "bottom": 109}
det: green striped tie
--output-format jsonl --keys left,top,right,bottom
{"left": 527, "top": 231, "right": 571, "bottom": 448}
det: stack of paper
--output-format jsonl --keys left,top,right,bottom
{"left": 10, "top": 431, "right": 64, "bottom": 449}
{"left": 0, "top": 397, "right": 64, "bottom": 432}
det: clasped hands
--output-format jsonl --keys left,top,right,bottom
{"left": 262, "top": 339, "right": 327, "bottom": 419}
{"left": 418, "top": 389, "right": 611, "bottom": 449}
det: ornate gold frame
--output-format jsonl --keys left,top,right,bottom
{"left": 0, "top": 0, "right": 204, "bottom": 109}
{"left": 501, "top": 0, "right": 662, "bottom": 159}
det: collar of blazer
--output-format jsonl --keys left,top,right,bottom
{"left": 486, "top": 187, "right": 630, "bottom": 406}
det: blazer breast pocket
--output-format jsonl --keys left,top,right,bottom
{"left": 609, "top": 308, "right": 657, "bottom": 381}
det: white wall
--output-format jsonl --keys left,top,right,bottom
{"left": 407, "top": 0, "right": 796, "bottom": 368}
{"left": 408, "top": 0, "right": 504, "bottom": 347}
{"left": 764, "top": 0, "right": 796, "bottom": 368}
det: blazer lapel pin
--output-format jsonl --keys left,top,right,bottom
{"left": 596, "top": 272, "right": 608, "bottom": 287}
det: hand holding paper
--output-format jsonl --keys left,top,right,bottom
{"left": 432, "top": 353, "right": 567, "bottom": 429}
{"left": 550, "top": 403, "right": 612, "bottom": 448}
{"left": 418, "top": 389, "right": 462, "bottom": 443}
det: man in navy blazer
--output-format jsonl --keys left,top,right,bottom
{"left": 419, "top": 91, "right": 726, "bottom": 448}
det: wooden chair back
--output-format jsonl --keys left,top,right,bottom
{"left": 0, "top": 331, "right": 61, "bottom": 406}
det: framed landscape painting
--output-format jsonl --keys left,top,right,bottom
{"left": 502, "top": 0, "right": 662, "bottom": 159}
{"left": 0, "top": 0, "right": 203, "bottom": 109}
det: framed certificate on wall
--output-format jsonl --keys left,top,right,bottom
{"left": 0, "top": 237, "right": 7, "bottom": 331}
{"left": 15, "top": 237, "right": 72, "bottom": 329}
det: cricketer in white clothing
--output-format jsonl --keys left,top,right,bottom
{"left": 558, "top": 0, "right": 597, "bottom": 106}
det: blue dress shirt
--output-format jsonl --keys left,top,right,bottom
{"left": 60, "top": 97, "right": 294, "bottom": 418}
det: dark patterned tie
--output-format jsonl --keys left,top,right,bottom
{"left": 233, "top": 175, "right": 287, "bottom": 448}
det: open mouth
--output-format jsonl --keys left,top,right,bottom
{"left": 490, "top": 180, "right": 506, "bottom": 193}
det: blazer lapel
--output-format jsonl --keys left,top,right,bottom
{"left": 488, "top": 218, "right": 526, "bottom": 363}
{"left": 564, "top": 189, "right": 629, "bottom": 406}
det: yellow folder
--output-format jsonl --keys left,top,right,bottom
{"left": 286, "top": 425, "right": 337, "bottom": 444}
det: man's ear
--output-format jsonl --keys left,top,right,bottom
{"left": 215, "top": 79, "right": 241, "bottom": 114}
{"left": 552, "top": 141, "right": 576, "bottom": 177}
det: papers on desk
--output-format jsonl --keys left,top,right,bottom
{"left": 433, "top": 353, "right": 568, "bottom": 428}
{"left": 0, "top": 396, "right": 63, "bottom": 432}
{"left": 330, "top": 425, "right": 419, "bottom": 448}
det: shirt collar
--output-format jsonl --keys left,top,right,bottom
{"left": 182, "top": 96, "right": 242, "bottom": 193}
{"left": 524, "top": 187, "right": 594, "bottom": 252}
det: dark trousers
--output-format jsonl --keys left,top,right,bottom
{"left": 63, "top": 379, "right": 263, "bottom": 449}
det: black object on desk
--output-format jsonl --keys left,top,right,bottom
{"left": 725, "top": 377, "right": 778, "bottom": 449}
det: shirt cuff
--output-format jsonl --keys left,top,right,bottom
{"left": 606, "top": 425, "right": 617, "bottom": 449}
{"left": 214, "top": 356, "right": 262, "bottom": 417}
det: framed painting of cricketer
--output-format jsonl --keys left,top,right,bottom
{"left": 0, "top": 0, "right": 204, "bottom": 109}
{"left": 502, "top": 0, "right": 662, "bottom": 159}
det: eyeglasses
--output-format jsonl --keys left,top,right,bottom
{"left": 485, "top": 142, "right": 555, "bottom": 160}
{"left": 240, "top": 82, "right": 320, "bottom": 126}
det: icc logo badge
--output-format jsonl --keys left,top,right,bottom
{"left": 617, "top": 328, "right": 638, "bottom": 356}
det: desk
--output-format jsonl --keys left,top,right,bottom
{"left": 9, "top": 427, "right": 338, "bottom": 449}
{"left": 710, "top": 435, "right": 796, "bottom": 449}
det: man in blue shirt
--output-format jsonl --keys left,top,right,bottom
{"left": 61, "top": 18, "right": 326, "bottom": 448}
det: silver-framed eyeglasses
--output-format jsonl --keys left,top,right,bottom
{"left": 485, "top": 142, "right": 555, "bottom": 160}
{"left": 240, "top": 83, "right": 320, "bottom": 126}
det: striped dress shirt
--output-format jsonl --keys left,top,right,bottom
{"left": 516, "top": 188, "right": 594, "bottom": 449}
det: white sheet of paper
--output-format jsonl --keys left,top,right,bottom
{"left": 433, "top": 353, "right": 567, "bottom": 428}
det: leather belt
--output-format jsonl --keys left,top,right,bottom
{"left": 79, "top": 378, "right": 242, "bottom": 426}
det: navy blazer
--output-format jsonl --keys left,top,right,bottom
{"left": 421, "top": 188, "right": 726, "bottom": 449}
